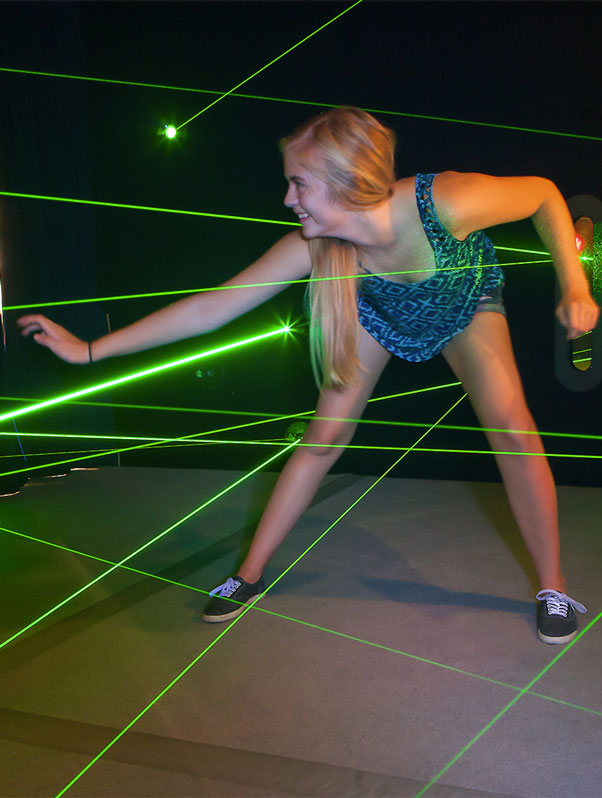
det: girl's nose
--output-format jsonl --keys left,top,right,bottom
{"left": 284, "top": 185, "right": 296, "bottom": 207}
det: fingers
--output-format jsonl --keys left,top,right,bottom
{"left": 556, "top": 299, "right": 600, "bottom": 340}
{"left": 32, "top": 332, "right": 53, "bottom": 350}
{"left": 20, "top": 323, "right": 44, "bottom": 337}
{"left": 17, "top": 313, "right": 46, "bottom": 327}
{"left": 17, "top": 314, "right": 56, "bottom": 337}
{"left": 16, "top": 313, "right": 88, "bottom": 364}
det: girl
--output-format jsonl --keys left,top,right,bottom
{"left": 18, "top": 108, "right": 599, "bottom": 644}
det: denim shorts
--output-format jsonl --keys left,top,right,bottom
{"left": 474, "top": 280, "right": 506, "bottom": 316}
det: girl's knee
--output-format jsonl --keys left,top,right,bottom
{"left": 488, "top": 414, "right": 543, "bottom": 455}
{"left": 301, "top": 421, "right": 356, "bottom": 457}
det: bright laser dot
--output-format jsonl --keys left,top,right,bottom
{"left": 164, "top": 125, "right": 177, "bottom": 139}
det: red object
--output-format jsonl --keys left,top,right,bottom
{"left": 575, "top": 234, "right": 585, "bottom": 253}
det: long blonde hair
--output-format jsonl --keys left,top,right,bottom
{"left": 280, "top": 107, "right": 396, "bottom": 390}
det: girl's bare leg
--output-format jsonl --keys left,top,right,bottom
{"left": 238, "top": 327, "right": 391, "bottom": 583}
{"left": 442, "top": 312, "right": 565, "bottom": 591}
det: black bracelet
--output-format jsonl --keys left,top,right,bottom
{"left": 88, "top": 341, "right": 93, "bottom": 363}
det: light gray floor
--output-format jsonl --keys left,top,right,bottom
{"left": 1, "top": 466, "right": 600, "bottom": 798}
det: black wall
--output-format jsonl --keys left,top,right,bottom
{"left": 1, "top": 1, "right": 600, "bottom": 485}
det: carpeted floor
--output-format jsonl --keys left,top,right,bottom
{"left": 1, "top": 466, "right": 600, "bottom": 797}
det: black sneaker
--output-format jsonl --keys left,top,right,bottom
{"left": 536, "top": 589, "right": 587, "bottom": 644}
{"left": 202, "top": 576, "right": 265, "bottom": 623}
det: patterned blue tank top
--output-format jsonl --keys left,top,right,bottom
{"left": 356, "top": 173, "right": 504, "bottom": 362}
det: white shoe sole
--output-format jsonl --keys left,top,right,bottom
{"left": 538, "top": 629, "right": 577, "bottom": 645}
{"left": 202, "top": 592, "right": 263, "bottom": 624}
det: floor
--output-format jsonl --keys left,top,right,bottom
{"left": 1, "top": 465, "right": 600, "bottom": 797}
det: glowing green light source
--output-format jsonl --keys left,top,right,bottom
{"left": 0, "top": 326, "right": 289, "bottom": 426}
{"left": 2, "top": 66, "right": 601, "bottom": 142}
{"left": 164, "top": 124, "right": 177, "bottom": 139}
{"left": 176, "top": 0, "right": 363, "bottom": 130}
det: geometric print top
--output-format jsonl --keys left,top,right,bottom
{"left": 356, "top": 173, "right": 505, "bottom": 362}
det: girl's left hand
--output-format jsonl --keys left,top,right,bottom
{"left": 555, "top": 290, "right": 600, "bottom": 340}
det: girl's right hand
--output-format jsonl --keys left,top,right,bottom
{"left": 17, "top": 314, "right": 90, "bottom": 364}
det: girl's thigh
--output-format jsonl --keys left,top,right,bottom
{"left": 306, "top": 325, "right": 392, "bottom": 446}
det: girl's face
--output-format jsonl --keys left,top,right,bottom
{"left": 283, "top": 149, "right": 347, "bottom": 238}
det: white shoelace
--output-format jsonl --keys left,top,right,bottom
{"left": 209, "top": 577, "right": 242, "bottom": 598}
{"left": 536, "top": 589, "right": 587, "bottom": 616}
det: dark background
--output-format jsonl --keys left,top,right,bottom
{"left": 0, "top": 0, "right": 601, "bottom": 486}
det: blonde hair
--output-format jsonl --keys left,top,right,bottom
{"left": 280, "top": 107, "right": 396, "bottom": 390}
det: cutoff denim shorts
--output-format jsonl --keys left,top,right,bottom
{"left": 474, "top": 280, "right": 506, "bottom": 316}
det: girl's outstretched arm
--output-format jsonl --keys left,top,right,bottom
{"left": 433, "top": 171, "right": 600, "bottom": 340}
{"left": 18, "top": 230, "right": 310, "bottom": 364}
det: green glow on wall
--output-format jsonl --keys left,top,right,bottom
{"left": 0, "top": 326, "right": 289, "bottom": 426}
{"left": 176, "top": 1, "right": 363, "bottom": 130}
{"left": 0, "top": 440, "right": 298, "bottom": 654}
{"left": 2, "top": 66, "right": 600, "bottom": 142}
{"left": 3, "top": 259, "right": 550, "bottom": 312}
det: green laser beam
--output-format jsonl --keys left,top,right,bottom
{"left": 54, "top": 598, "right": 271, "bottom": 796}
{"left": 2, "top": 66, "right": 600, "bottom": 142}
{"left": 53, "top": 391, "right": 465, "bottom": 795}
{"left": 176, "top": 0, "right": 362, "bottom": 130}
{"left": 286, "top": 442, "right": 602, "bottom": 459}
{"left": 101, "top": 437, "right": 602, "bottom": 461}
{"left": 0, "top": 401, "right": 304, "bottom": 477}
{"left": 3, "top": 379, "right": 601, "bottom": 446}
{"left": 0, "top": 191, "right": 297, "bottom": 244}
{"left": 369, "top": 384, "right": 461, "bottom": 403}
{"left": 0, "top": 431, "right": 204, "bottom": 444}
{"left": 494, "top": 246, "right": 550, "bottom": 256}
{"left": 129, "top": 439, "right": 602, "bottom": 460}
{"left": 0, "top": 397, "right": 306, "bottom": 478}
{"left": 0, "top": 430, "right": 210, "bottom": 479}
{"left": 0, "top": 442, "right": 297, "bottom": 654}
{"left": 1, "top": 421, "right": 586, "bottom": 444}
{"left": 415, "top": 609, "right": 602, "bottom": 797}
{"left": 6, "top": 434, "right": 600, "bottom": 467}
{"left": 0, "top": 326, "right": 289, "bottom": 426}
{"left": 0, "top": 381, "right": 463, "bottom": 416}
{"left": 3, "top": 259, "right": 550, "bottom": 312}
{"left": 0, "top": 448, "right": 112, "bottom": 459}
{"left": 247, "top": 394, "right": 469, "bottom": 639}
{"left": 4, "top": 413, "right": 601, "bottom": 456}
{"left": 3, "top": 521, "right": 602, "bottom": 724}
{"left": 4, "top": 431, "right": 599, "bottom": 481}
